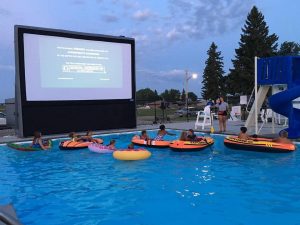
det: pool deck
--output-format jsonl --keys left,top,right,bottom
{"left": 0, "top": 120, "right": 289, "bottom": 144}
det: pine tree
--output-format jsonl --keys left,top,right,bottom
{"left": 227, "top": 6, "right": 278, "bottom": 95}
{"left": 201, "top": 42, "right": 225, "bottom": 100}
{"left": 277, "top": 41, "right": 300, "bottom": 56}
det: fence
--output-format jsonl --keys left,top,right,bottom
{"left": 0, "top": 98, "right": 247, "bottom": 138}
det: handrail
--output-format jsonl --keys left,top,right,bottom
{"left": 246, "top": 88, "right": 255, "bottom": 112}
{"left": 0, "top": 211, "right": 21, "bottom": 225}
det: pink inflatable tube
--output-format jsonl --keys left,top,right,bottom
{"left": 88, "top": 143, "right": 115, "bottom": 153}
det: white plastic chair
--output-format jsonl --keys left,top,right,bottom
{"left": 260, "top": 109, "right": 273, "bottom": 123}
{"left": 229, "top": 106, "right": 241, "bottom": 121}
{"left": 274, "top": 113, "right": 288, "bottom": 126}
{"left": 195, "top": 105, "right": 211, "bottom": 130}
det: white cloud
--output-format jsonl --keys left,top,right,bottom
{"left": 137, "top": 68, "right": 186, "bottom": 82}
{"left": 166, "top": 28, "right": 181, "bottom": 40}
{"left": 132, "top": 9, "right": 152, "bottom": 21}
{"left": 166, "top": 0, "right": 254, "bottom": 40}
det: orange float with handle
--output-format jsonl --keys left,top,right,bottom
{"left": 59, "top": 138, "right": 103, "bottom": 150}
{"left": 169, "top": 137, "right": 214, "bottom": 152}
{"left": 224, "top": 136, "right": 296, "bottom": 153}
{"left": 131, "top": 137, "right": 170, "bottom": 148}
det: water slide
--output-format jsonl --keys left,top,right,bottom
{"left": 269, "top": 85, "right": 300, "bottom": 138}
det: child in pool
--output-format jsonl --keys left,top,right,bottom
{"left": 186, "top": 129, "right": 197, "bottom": 141}
{"left": 272, "top": 130, "right": 293, "bottom": 144}
{"left": 140, "top": 130, "right": 150, "bottom": 140}
{"left": 68, "top": 132, "right": 79, "bottom": 142}
{"left": 238, "top": 127, "right": 250, "bottom": 140}
{"left": 79, "top": 131, "right": 101, "bottom": 143}
{"left": 107, "top": 140, "right": 116, "bottom": 150}
{"left": 153, "top": 125, "right": 175, "bottom": 141}
{"left": 179, "top": 131, "right": 188, "bottom": 141}
{"left": 31, "top": 131, "right": 50, "bottom": 150}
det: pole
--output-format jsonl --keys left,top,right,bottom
{"left": 154, "top": 101, "right": 157, "bottom": 124}
{"left": 254, "top": 56, "right": 258, "bottom": 134}
{"left": 185, "top": 70, "right": 189, "bottom": 122}
{"left": 271, "top": 87, "right": 275, "bottom": 133}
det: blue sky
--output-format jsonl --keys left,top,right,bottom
{"left": 0, "top": 0, "right": 300, "bottom": 102}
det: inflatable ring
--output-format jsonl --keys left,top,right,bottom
{"left": 7, "top": 140, "right": 52, "bottom": 151}
{"left": 113, "top": 149, "right": 151, "bottom": 160}
{"left": 88, "top": 143, "right": 114, "bottom": 153}
{"left": 224, "top": 136, "right": 296, "bottom": 153}
{"left": 169, "top": 137, "right": 214, "bottom": 152}
{"left": 59, "top": 138, "right": 103, "bottom": 150}
{"left": 132, "top": 137, "right": 170, "bottom": 148}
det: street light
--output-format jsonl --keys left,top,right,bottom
{"left": 185, "top": 70, "right": 198, "bottom": 122}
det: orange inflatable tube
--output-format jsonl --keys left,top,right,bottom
{"left": 169, "top": 137, "right": 214, "bottom": 152}
{"left": 59, "top": 138, "right": 103, "bottom": 150}
{"left": 224, "top": 136, "right": 296, "bottom": 153}
{"left": 131, "top": 137, "right": 170, "bottom": 148}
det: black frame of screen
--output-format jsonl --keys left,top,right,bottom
{"left": 15, "top": 25, "right": 136, "bottom": 137}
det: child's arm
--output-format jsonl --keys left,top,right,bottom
{"left": 38, "top": 139, "right": 48, "bottom": 150}
{"left": 237, "top": 133, "right": 242, "bottom": 138}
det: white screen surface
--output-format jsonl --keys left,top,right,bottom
{"left": 23, "top": 33, "right": 132, "bottom": 101}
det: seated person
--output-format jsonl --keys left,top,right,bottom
{"left": 187, "top": 129, "right": 197, "bottom": 141}
{"left": 107, "top": 140, "right": 116, "bottom": 150}
{"left": 272, "top": 130, "right": 293, "bottom": 144}
{"left": 153, "top": 125, "right": 175, "bottom": 141}
{"left": 68, "top": 132, "right": 79, "bottom": 142}
{"left": 31, "top": 131, "right": 50, "bottom": 150}
{"left": 179, "top": 131, "right": 188, "bottom": 141}
{"left": 79, "top": 131, "right": 101, "bottom": 143}
{"left": 140, "top": 130, "right": 150, "bottom": 140}
{"left": 186, "top": 129, "right": 203, "bottom": 142}
{"left": 238, "top": 127, "right": 250, "bottom": 140}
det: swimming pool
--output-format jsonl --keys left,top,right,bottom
{"left": 0, "top": 130, "right": 299, "bottom": 225}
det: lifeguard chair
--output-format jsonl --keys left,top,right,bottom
{"left": 195, "top": 105, "right": 212, "bottom": 130}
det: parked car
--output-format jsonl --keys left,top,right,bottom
{"left": 175, "top": 107, "right": 198, "bottom": 117}
{"left": 0, "top": 112, "right": 6, "bottom": 126}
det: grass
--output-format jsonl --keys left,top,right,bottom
{"left": 0, "top": 105, "right": 4, "bottom": 113}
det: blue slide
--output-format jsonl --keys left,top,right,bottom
{"left": 269, "top": 86, "right": 300, "bottom": 138}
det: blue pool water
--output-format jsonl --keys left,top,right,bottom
{"left": 0, "top": 130, "right": 300, "bottom": 225}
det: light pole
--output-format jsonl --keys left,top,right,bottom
{"left": 185, "top": 70, "right": 198, "bottom": 121}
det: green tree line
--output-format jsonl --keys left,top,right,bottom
{"left": 136, "top": 88, "right": 198, "bottom": 103}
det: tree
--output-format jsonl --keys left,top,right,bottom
{"left": 160, "top": 89, "right": 181, "bottom": 102}
{"left": 227, "top": 6, "right": 278, "bottom": 95}
{"left": 277, "top": 41, "right": 300, "bottom": 56}
{"left": 188, "top": 92, "right": 198, "bottom": 102}
{"left": 136, "top": 88, "right": 159, "bottom": 102}
{"left": 201, "top": 42, "right": 225, "bottom": 100}
{"left": 154, "top": 89, "right": 159, "bottom": 100}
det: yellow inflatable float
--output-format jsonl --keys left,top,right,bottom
{"left": 113, "top": 149, "right": 151, "bottom": 161}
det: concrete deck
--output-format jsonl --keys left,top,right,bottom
{"left": 0, "top": 119, "right": 289, "bottom": 144}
